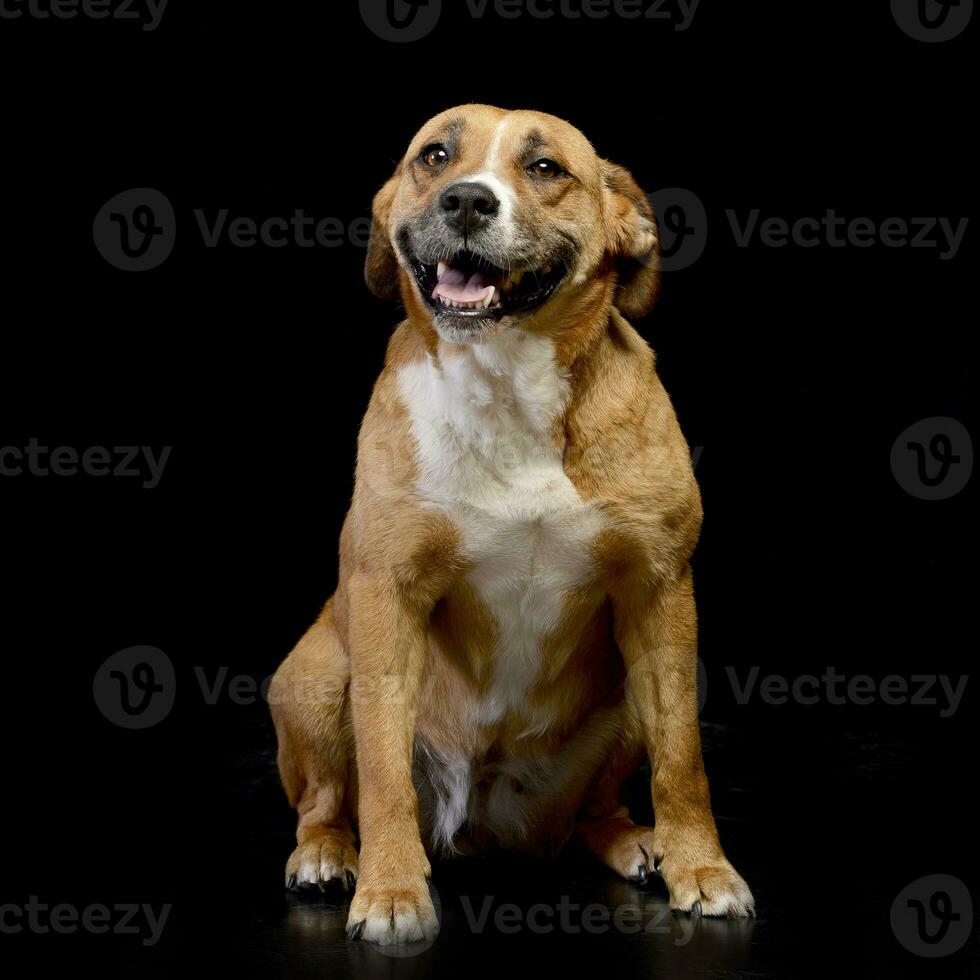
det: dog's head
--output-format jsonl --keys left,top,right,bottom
{"left": 366, "top": 104, "right": 660, "bottom": 344}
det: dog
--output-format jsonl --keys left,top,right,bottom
{"left": 269, "top": 104, "right": 754, "bottom": 946}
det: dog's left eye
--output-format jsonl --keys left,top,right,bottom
{"left": 528, "top": 158, "right": 565, "bottom": 179}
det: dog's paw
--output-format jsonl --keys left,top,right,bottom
{"left": 346, "top": 875, "right": 438, "bottom": 946}
{"left": 285, "top": 833, "right": 359, "bottom": 892}
{"left": 659, "top": 860, "right": 755, "bottom": 918}
{"left": 581, "top": 818, "right": 661, "bottom": 884}
{"left": 576, "top": 814, "right": 663, "bottom": 884}
{"left": 652, "top": 824, "right": 755, "bottom": 918}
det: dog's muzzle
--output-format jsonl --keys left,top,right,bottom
{"left": 409, "top": 249, "right": 569, "bottom": 320}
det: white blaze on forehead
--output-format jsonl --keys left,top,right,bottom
{"left": 458, "top": 116, "right": 519, "bottom": 247}
{"left": 484, "top": 114, "right": 513, "bottom": 171}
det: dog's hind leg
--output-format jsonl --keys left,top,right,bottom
{"left": 573, "top": 700, "right": 660, "bottom": 882}
{"left": 269, "top": 600, "right": 359, "bottom": 891}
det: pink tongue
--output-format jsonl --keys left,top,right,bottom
{"left": 433, "top": 268, "right": 492, "bottom": 302}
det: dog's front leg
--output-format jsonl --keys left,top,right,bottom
{"left": 345, "top": 572, "right": 437, "bottom": 945}
{"left": 614, "top": 565, "right": 755, "bottom": 918}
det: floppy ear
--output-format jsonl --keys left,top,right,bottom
{"left": 602, "top": 161, "right": 661, "bottom": 319}
{"left": 364, "top": 168, "right": 402, "bottom": 300}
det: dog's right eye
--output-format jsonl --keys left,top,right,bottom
{"left": 420, "top": 144, "right": 450, "bottom": 168}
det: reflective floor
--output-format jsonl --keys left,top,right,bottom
{"left": 5, "top": 707, "right": 976, "bottom": 978}
{"left": 155, "top": 715, "right": 976, "bottom": 980}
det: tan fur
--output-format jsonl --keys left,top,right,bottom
{"left": 270, "top": 105, "right": 753, "bottom": 944}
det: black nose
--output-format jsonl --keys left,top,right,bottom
{"left": 439, "top": 181, "right": 500, "bottom": 234}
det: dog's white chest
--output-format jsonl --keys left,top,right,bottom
{"left": 398, "top": 332, "right": 602, "bottom": 725}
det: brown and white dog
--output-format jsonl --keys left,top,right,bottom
{"left": 269, "top": 104, "right": 754, "bottom": 946}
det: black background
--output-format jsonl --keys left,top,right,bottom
{"left": 0, "top": 2, "right": 975, "bottom": 978}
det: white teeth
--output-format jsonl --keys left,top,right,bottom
{"left": 435, "top": 287, "right": 496, "bottom": 312}
{"left": 437, "top": 261, "right": 448, "bottom": 278}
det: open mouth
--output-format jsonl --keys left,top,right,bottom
{"left": 409, "top": 250, "right": 568, "bottom": 319}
